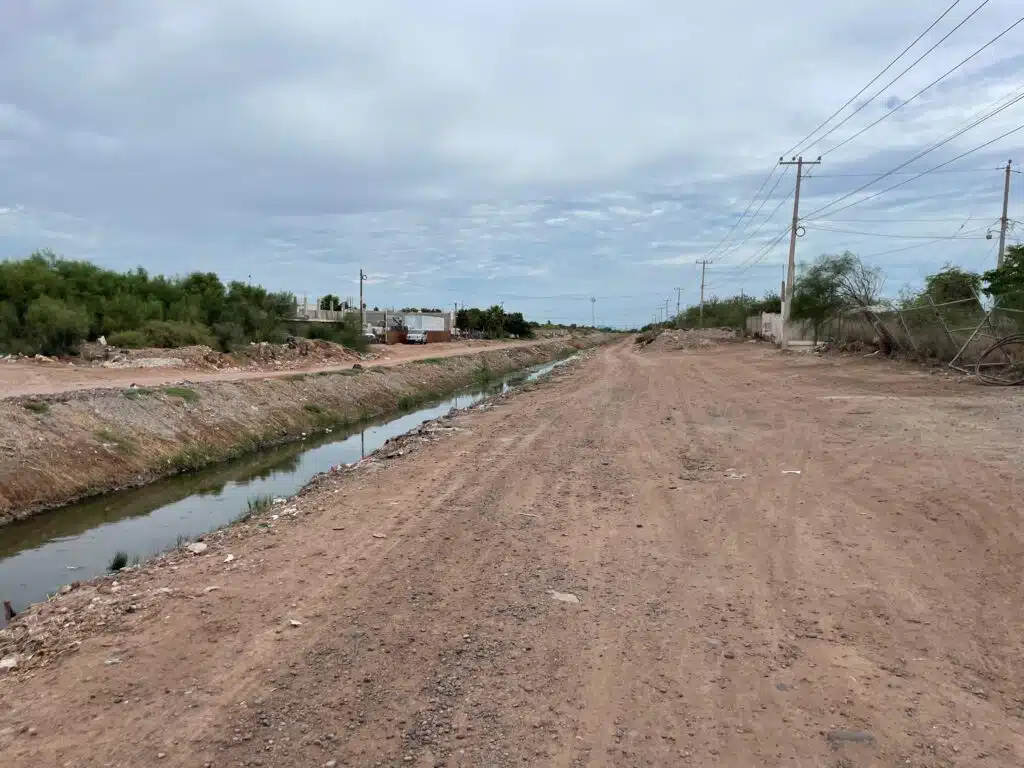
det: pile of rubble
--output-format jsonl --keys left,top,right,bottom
{"left": 643, "top": 328, "right": 740, "bottom": 351}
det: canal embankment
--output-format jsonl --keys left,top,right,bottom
{"left": 0, "top": 335, "right": 608, "bottom": 524}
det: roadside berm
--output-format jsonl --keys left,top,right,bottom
{"left": 0, "top": 336, "right": 606, "bottom": 523}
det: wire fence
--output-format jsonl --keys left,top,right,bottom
{"left": 827, "top": 290, "right": 1024, "bottom": 373}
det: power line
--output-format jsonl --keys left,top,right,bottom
{"left": 702, "top": 164, "right": 779, "bottom": 259}
{"left": 806, "top": 224, "right": 988, "bottom": 240}
{"left": 803, "top": 91, "right": 1024, "bottom": 221}
{"left": 807, "top": 122, "right": 1024, "bottom": 220}
{"left": 785, "top": 0, "right": 968, "bottom": 156}
{"left": 814, "top": 216, "right": 987, "bottom": 223}
{"left": 715, "top": 183, "right": 794, "bottom": 263}
{"left": 822, "top": 12, "right": 1024, "bottom": 158}
{"left": 809, "top": 167, "right": 999, "bottom": 179}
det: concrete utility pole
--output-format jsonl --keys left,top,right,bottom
{"left": 695, "top": 260, "right": 713, "bottom": 328}
{"left": 998, "top": 159, "right": 1013, "bottom": 267}
{"left": 674, "top": 287, "right": 682, "bottom": 328}
{"left": 591, "top": 297, "right": 596, "bottom": 328}
{"left": 779, "top": 155, "right": 821, "bottom": 350}
{"left": 359, "top": 269, "right": 367, "bottom": 331}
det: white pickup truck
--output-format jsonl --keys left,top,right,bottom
{"left": 406, "top": 330, "right": 427, "bottom": 344}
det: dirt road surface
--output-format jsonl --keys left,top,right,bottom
{"left": 2, "top": 340, "right": 1023, "bottom": 767}
{"left": 0, "top": 339, "right": 539, "bottom": 398}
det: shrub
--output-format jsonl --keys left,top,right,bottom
{"left": 107, "top": 329, "right": 148, "bottom": 348}
{"left": 109, "top": 551, "right": 129, "bottom": 572}
{"left": 163, "top": 386, "right": 199, "bottom": 403}
{"left": 22, "top": 400, "right": 50, "bottom": 414}
{"left": 24, "top": 296, "right": 91, "bottom": 356}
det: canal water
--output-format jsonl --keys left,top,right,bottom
{"left": 0, "top": 356, "right": 575, "bottom": 619}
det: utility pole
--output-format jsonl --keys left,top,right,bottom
{"left": 591, "top": 297, "right": 596, "bottom": 328}
{"left": 674, "top": 287, "right": 682, "bottom": 328}
{"left": 998, "top": 159, "right": 1012, "bottom": 267}
{"left": 359, "top": 269, "right": 367, "bottom": 332}
{"left": 778, "top": 155, "right": 821, "bottom": 350}
{"left": 695, "top": 259, "right": 713, "bottom": 328}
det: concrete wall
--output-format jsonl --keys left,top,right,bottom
{"left": 746, "top": 312, "right": 826, "bottom": 345}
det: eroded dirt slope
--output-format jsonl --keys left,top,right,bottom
{"left": 0, "top": 338, "right": 602, "bottom": 522}
{"left": 1, "top": 340, "right": 1022, "bottom": 767}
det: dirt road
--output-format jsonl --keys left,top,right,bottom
{"left": 0, "top": 339, "right": 539, "bottom": 397}
{"left": 2, "top": 340, "right": 1023, "bottom": 766}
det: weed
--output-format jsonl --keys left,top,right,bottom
{"left": 236, "top": 494, "right": 274, "bottom": 522}
{"left": 284, "top": 373, "right": 307, "bottom": 382}
{"left": 414, "top": 357, "right": 445, "bottom": 365}
{"left": 123, "top": 387, "right": 154, "bottom": 399}
{"left": 473, "top": 362, "right": 494, "bottom": 386}
{"left": 167, "top": 446, "right": 215, "bottom": 472}
{"left": 175, "top": 533, "right": 192, "bottom": 548}
{"left": 339, "top": 369, "right": 361, "bottom": 377}
{"left": 22, "top": 400, "right": 50, "bottom": 415}
{"left": 303, "top": 403, "right": 325, "bottom": 415}
{"left": 163, "top": 386, "right": 199, "bottom": 403}
{"left": 109, "top": 551, "right": 129, "bottom": 572}
{"left": 131, "top": 554, "right": 142, "bottom": 566}
{"left": 95, "top": 428, "right": 137, "bottom": 454}
{"left": 397, "top": 394, "right": 423, "bottom": 410}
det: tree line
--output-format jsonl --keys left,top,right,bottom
{"left": 455, "top": 305, "right": 533, "bottom": 338}
{"left": 0, "top": 251, "right": 305, "bottom": 356}
{"left": 649, "top": 244, "right": 1024, "bottom": 340}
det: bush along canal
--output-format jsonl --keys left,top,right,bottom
{"left": 0, "top": 355, "right": 577, "bottom": 620}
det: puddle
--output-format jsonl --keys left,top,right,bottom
{"left": 0, "top": 355, "right": 575, "bottom": 618}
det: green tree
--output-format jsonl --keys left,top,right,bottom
{"left": 504, "top": 311, "right": 532, "bottom": 338}
{"left": 790, "top": 253, "right": 858, "bottom": 342}
{"left": 319, "top": 294, "right": 342, "bottom": 311}
{"left": 983, "top": 244, "right": 1024, "bottom": 307}
{"left": 24, "top": 296, "right": 91, "bottom": 356}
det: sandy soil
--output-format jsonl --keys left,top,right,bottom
{"left": 2, "top": 339, "right": 1023, "bottom": 767}
{"left": 0, "top": 339, "right": 537, "bottom": 398}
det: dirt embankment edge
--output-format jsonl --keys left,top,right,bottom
{"left": 0, "top": 336, "right": 610, "bottom": 524}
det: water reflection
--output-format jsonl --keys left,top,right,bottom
{"left": 0, "top": 356, "right": 574, "bottom": 618}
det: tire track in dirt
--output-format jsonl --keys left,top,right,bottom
{"left": 3, "top": 339, "right": 1024, "bottom": 767}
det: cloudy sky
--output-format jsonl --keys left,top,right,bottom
{"left": 1, "top": 0, "right": 1022, "bottom": 327}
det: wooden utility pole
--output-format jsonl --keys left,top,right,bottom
{"left": 998, "top": 159, "right": 1012, "bottom": 267}
{"left": 675, "top": 287, "right": 682, "bottom": 328}
{"left": 778, "top": 155, "right": 821, "bottom": 349}
{"left": 695, "top": 260, "right": 713, "bottom": 328}
{"left": 359, "top": 269, "right": 367, "bottom": 332}
{"left": 591, "top": 297, "right": 596, "bottom": 328}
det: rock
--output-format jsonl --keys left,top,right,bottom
{"left": 60, "top": 584, "right": 73, "bottom": 594}
{"left": 224, "top": 554, "right": 235, "bottom": 563}
{"left": 549, "top": 590, "right": 580, "bottom": 604}
{"left": 289, "top": 619, "right": 303, "bottom": 627}
{"left": 0, "top": 655, "right": 18, "bottom": 671}
{"left": 98, "top": 335, "right": 107, "bottom": 346}
{"left": 352, "top": 363, "right": 363, "bottom": 370}
{"left": 204, "top": 586, "right": 220, "bottom": 594}
{"left": 186, "top": 542, "right": 208, "bottom": 555}
{"left": 826, "top": 729, "right": 875, "bottom": 745}
{"left": 372, "top": 533, "right": 387, "bottom": 539}
{"left": 723, "top": 651, "right": 735, "bottom": 659}
{"left": 324, "top": 761, "right": 338, "bottom": 768}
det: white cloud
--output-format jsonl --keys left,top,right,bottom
{"left": 0, "top": 0, "right": 1022, "bottom": 326}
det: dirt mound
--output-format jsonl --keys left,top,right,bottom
{"left": 96, "top": 340, "right": 367, "bottom": 373}
{"left": 642, "top": 328, "right": 739, "bottom": 351}
{"left": 234, "top": 338, "right": 363, "bottom": 370}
